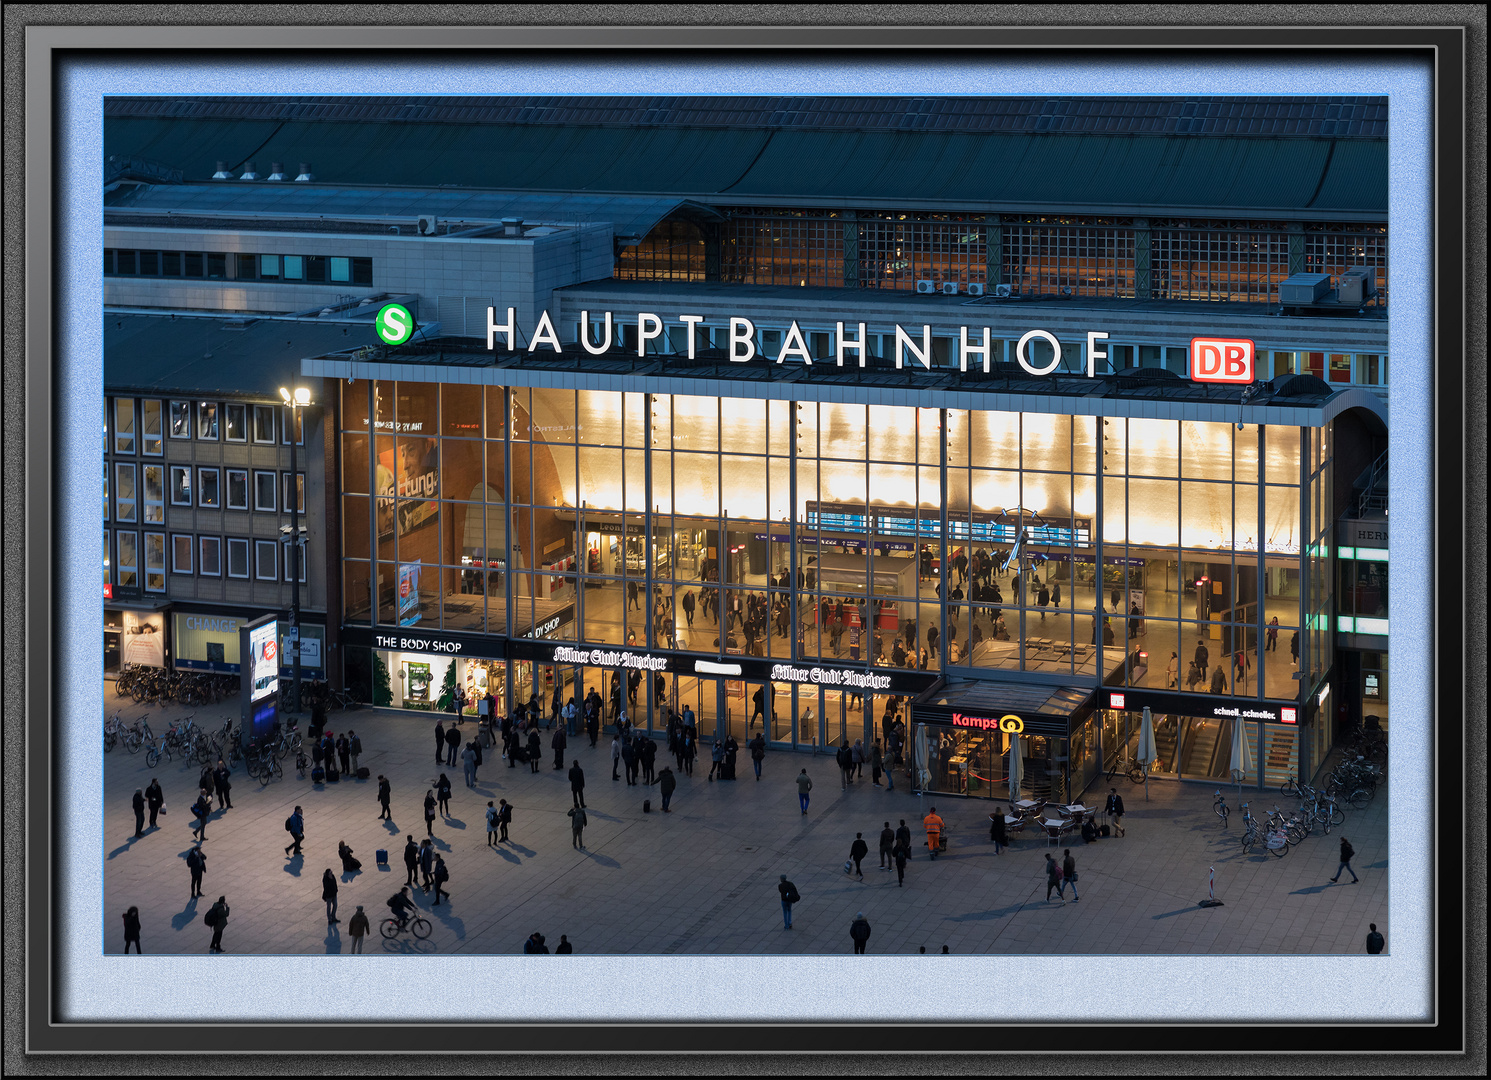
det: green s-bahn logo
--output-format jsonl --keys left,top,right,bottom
{"left": 376, "top": 303, "right": 414, "bottom": 346}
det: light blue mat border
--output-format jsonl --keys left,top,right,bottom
{"left": 61, "top": 54, "right": 1431, "bottom": 1023}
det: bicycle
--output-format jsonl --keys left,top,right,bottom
{"left": 1240, "top": 805, "right": 1289, "bottom": 858}
{"left": 104, "top": 710, "right": 125, "bottom": 753}
{"left": 380, "top": 915, "right": 432, "bottom": 940}
{"left": 329, "top": 687, "right": 362, "bottom": 712}
{"left": 1213, "top": 790, "right": 1230, "bottom": 829}
{"left": 1106, "top": 755, "right": 1146, "bottom": 785}
{"left": 1280, "top": 775, "right": 1306, "bottom": 798}
{"left": 125, "top": 716, "right": 153, "bottom": 756}
{"left": 1314, "top": 796, "right": 1345, "bottom": 833}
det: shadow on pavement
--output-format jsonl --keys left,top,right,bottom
{"left": 381, "top": 820, "right": 401, "bottom": 835}
{"left": 445, "top": 816, "right": 468, "bottom": 830}
{"left": 429, "top": 907, "right": 466, "bottom": 939}
{"left": 283, "top": 854, "right": 304, "bottom": 877}
{"left": 340, "top": 868, "right": 363, "bottom": 884}
{"left": 170, "top": 897, "right": 200, "bottom": 931}
{"left": 1289, "top": 883, "right": 1335, "bottom": 895}
{"left": 946, "top": 902, "right": 1030, "bottom": 922}
{"left": 491, "top": 846, "right": 521, "bottom": 865}
{"left": 107, "top": 835, "right": 145, "bottom": 860}
{"left": 582, "top": 850, "right": 620, "bottom": 868}
{"left": 504, "top": 842, "right": 536, "bottom": 858}
{"left": 325, "top": 925, "right": 342, "bottom": 953}
{"left": 1152, "top": 905, "right": 1217, "bottom": 919}
{"left": 379, "top": 936, "right": 437, "bottom": 955}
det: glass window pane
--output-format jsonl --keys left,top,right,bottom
{"left": 224, "top": 403, "right": 246, "bottom": 441}
{"left": 197, "top": 402, "right": 219, "bottom": 440}
{"left": 254, "top": 404, "right": 276, "bottom": 442}
{"left": 1127, "top": 479, "right": 1179, "bottom": 547}
{"left": 141, "top": 400, "right": 163, "bottom": 455}
{"left": 1125, "top": 419, "right": 1178, "bottom": 478}
{"left": 226, "top": 469, "right": 248, "bottom": 510}
{"left": 260, "top": 254, "right": 280, "bottom": 279}
{"left": 113, "top": 399, "right": 135, "bottom": 454}
{"left": 227, "top": 538, "right": 249, "bottom": 578}
{"left": 1021, "top": 413, "right": 1071, "bottom": 472}
{"left": 1181, "top": 421, "right": 1232, "bottom": 480}
{"left": 819, "top": 403, "right": 867, "bottom": 460}
{"left": 170, "top": 466, "right": 192, "bottom": 505}
{"left": 256, "top": 540, "right": 278, "bottom": 580}
{"left": 142, "top": 465, "right": 164, "bottom": 523}
{"left": 199, "top": 537, "right": 221, "bottom": 576}
{"left": 1181, "top": 482, "right": 1232, "bottom": 550}
{"left": 170, "top": 402, "right": 191, "bottom": 438}
{"left": 254, "top": 471, "right": 277, "bottom": 511}
{"left": 669, "top": 394, "right": 716, "bottom": 452}
{"left": 114, "top": 464, "right": 137, "bottom": 521}
{"left": 441, "top": 384, "right": 484, "bottom": 438}
{"left": 236, "top": 253, "right": 257, "bottom": 279}
{"left": 724, "top": 399, "right": 767, "bottom": 455}
{"left": 283, "top": 254, "right": 303, "bottom": 280}
{"left": 1263, "top": 427, "right": 1300, "bottom": 484}
{"left": 198, "top": 468, "right": 219, "bottom": 508}
{"left": 330, "top": 256, "right": 351, "bottom": 283}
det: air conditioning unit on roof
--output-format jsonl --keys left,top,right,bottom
{"left": 994, "top": 284, "right": 1013, "bottom": 298}
{"left": 417, "top": 215, "right": 440, "bottom": 236}
{"left": 965, "top": 283, "right": 985, "bottom": 297}
{"left": 915, "top": 280, "right": 936, "bottom": 294}
{"left": 942, "top": 282, "right": 960, "bottom": 295}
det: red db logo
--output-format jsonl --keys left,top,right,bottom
{"left": 1190, "top": 337, "right": 1255, "bottom": 384}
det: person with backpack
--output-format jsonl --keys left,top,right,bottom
{"left": 778, "top": 875, "right": 800, "bottom": 929}
{"left": 1045, "top": 852, "right": 1065, "bottom": 904}
{"left": 654, "top": 766, "right": 677, "bottom": 813}
{"left": 485, "top": 801, "right": 499, "bottom": 846}
{"left": 190, "top": 790, "right": 212, "bottom": 842}
{"left": 1365, "top": 923, "right": 1385, "bottom": 954}
{"left": 284, "top": 806, "right": 304, "bottom": 857}
{"left": 205, "top": 895, "right": 230, "bottom": 953}
{"left": 186, "top": 844, "right": 207, "bottom": 897}
{"left": 567, "top": 805, "right": 588, "bottom": 849}
{"left": 432, "top": 855, "right": 450, "bottom": 906}
{"left": 849, "top": 912, "right": 872, "bottom": 954}
{"left": 387, "top": 887, "right": 415, "bottom": 932}
{"left": 1331, "top": 836, "right": 1360, "bottom": 883}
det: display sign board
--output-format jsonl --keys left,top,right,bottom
{"left": 248, "top": 618, "right": 279, "bottom": 701}
{"left": 914, "top": 702, "right": 1075, "bottom": 738}
{"left": 1103, "top": 687, "right": 1297, "bottom": 724}
{"left": 1189, "top": 337, "right": 1256, "bottom": 384}
{"left": 342, "top": 624, "right": 506, "bottom": 661}
{"left": 174, "top": 612, "right": 241, "bottom": 673}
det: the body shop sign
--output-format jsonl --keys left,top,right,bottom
{"left": 1190, "top": 337, "right": 1256, "bottom": 384}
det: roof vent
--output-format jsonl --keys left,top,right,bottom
{"left": 294, "top": 163, "right": 314, "bottom": 182}
{"left": 212, "top": 160, "right": 233, "bottom": 180}
{"left": 239, "top": 161, "right": 259, "bottom": 181}
{"left": 501, "top": 217, "right": 524, "bottom": 237}
{"left": 266, "top": 162, "right": 287, "bottom": 181}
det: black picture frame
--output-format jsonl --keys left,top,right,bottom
{"left": 8, "top": 9, "right": 1480, "bottom": 1070}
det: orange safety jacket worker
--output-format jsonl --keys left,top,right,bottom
{"left": 923, "top": 811, "right": 944, "bottom": 850}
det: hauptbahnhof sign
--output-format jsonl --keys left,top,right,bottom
{"left": 484, "top": 308, "right": 1255, "bottom": 384}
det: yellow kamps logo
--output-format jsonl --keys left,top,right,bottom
{"left": 998, "top": 715, "right": 1024, "bottom": 734}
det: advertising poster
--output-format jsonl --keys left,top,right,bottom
{"left": 275, "top": 623, "right": 326, "bottom": 679}
{"left": 377, "top": 437, "right": 438, "bottom": 541}
{"left": 405, "top": 661, "right": 432, "bottom": 704}
{"left": 248, "top": 619, "right": 279, "bottom": 701}
{"left": 119, "top": 612, "right": 167, "bottom": 667}
{"left": 398, "top": 560, "right": 424, "bottom": 626}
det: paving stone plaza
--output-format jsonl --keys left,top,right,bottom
{"left": 102, "top": 685, "right": 1388, "bottom": 957}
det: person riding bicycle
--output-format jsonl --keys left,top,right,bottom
{"left": 387, "top": 887, "right": 415, "bottom": 931}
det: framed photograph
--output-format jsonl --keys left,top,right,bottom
{"left": 16, "top": 10, "right": 1476, "bottom": 1067}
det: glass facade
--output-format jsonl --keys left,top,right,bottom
{"left": 340, "top": 380, "right": 1331, "bottom": 756}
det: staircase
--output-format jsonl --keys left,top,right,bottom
{"left": 1153, "top": 717, "right": 1179, "bottom": 772}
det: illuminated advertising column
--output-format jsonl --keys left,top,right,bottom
{"left": 239, "top": 613, "right": 280, "bottom": 746}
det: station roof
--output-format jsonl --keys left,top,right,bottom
{"left": 104, "top": 95, "right": 1387, "bottom": 220}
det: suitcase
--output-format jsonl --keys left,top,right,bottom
{"left": 643, "top": 799, "right": 652, "bottom": 813}
{"left": 326, "top": 767, "right": 340, "bottom": 783}
{"left": 356, "top": 766, "right": 371, "bottom": 779}
{"left": 1100, "top": 824, "right": 1111, "bottom": 837}
{"left": 375, "top": 848, "right": 389, "bottom": 866}
{"left": 311, "top": 766, "right": 326, "bottom": 783}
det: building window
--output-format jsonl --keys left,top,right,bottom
{"left": 114, "top": 463, "right": 137, "bottom": 522}
{"left": 184, "top": 252, "right": 204, "bottom": 277}
{"left": 206, "top": 252, "right": 227, "bottom": 279}
{"left": 254, "top": 405, "right": 276, "bottom": 443}
{"left": 1271, "top": 351, "right": 1296, "bottom": 378}
{"left": 254, "top": 470, "right": 277, "bottom": 511}
{"left": 330, "top": 256, "right": 351, "bottom": 283}
{"left": 255, "top": 539, "right": 279, "bottom": 581}
{"left": 236, "top": 253, "right": 258, "bottom": 280}
{"left": 115, "top": 250, "right": 138, "bottom": 275}
{"left": 116, "top": 531, "right": 139, "bottom": 588}
{"left": 225, "top": 403, "right": 248, "bottom": 441}
{"left": 1359, "top": 354, "right": 1387, "bottom": 386}
{"left": 169, "top": 465, "right": 192, "bottom": 506}
{"left": 144, "top": 532, "right": 166, "bottom": 592}
{"left": 283, "top": 255, "right": 304, "bottom": 280}
{"left": 351, "top": 257, "right": 373, "bottom": 285}
{"left": 197, "top": 402, "right": 219, "bottom": 440}
{"left": 226, "top": 469, "right": 249, "bottom": 510}
{"left": 139, "top": 251, "right": 160, "bottom": 275}
{"left": 305, "top": 255, "right": 327, "bottom": 282}
{"left": 198, "top": 467, "right": 220, "bottom": 508}
{"left": 162, "top": 251, "right": 181, "bottom": 276}
{"left": 104, "top": 530, "right": 111, "bottom": 587}
{"left": 170, "top": 401, "right": 192, "bottom": 439}
{"left": 141, "top": 400, "right": 163, "bottom": 455}
{"left": 1328, "top": 353, "right": 1352, "bottom": 383}
{"left": 226, "top": 537, "right": 249, "bottom": 579}
{"left": 199, "top": 536, "right": 222, "bottom": 576}
{"left": 113, "top": 398, "right": 136, "bottom": 454}
{"left": 259, "top": 254, "right": 281, "bottom": 279}
{"left": 283, "top": 471, "right": 306, "bottom": 515}
{"left": 172, "top": 534, "right": 193, "bottom": 574}
{"left": 282, "top": 408, "right": 304, "bottom": 445}
{"left": 142, "top": 464, "right": 164, "bottom": 523}
{"left": 103, "top": 462, "right": 110, "bottom": 520}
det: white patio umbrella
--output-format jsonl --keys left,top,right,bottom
{"left": 1228, "top": 717, "right": 1253, "bottom": 800}
{"left": 1135, "top": 706, "right": 1157, "bottom": 802}
{"left": 1008, "top": 733, "right": 1023, "bottom": 805}
{"left": 914, "top": 723, "right": 930, "bottom": 792}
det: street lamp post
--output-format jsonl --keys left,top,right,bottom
{"left": 280, "top": 386, "right": 311, "bottom": 715}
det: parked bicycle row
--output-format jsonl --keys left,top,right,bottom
{"left": 115, "top": 664, "right": 240, "bottom": 708}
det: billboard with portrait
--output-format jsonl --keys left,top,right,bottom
{"left": 376, "top": 436, "right": 438, "bottom": 541}
{"left": 248, "top": 618, "right": 279, "bottom": 701}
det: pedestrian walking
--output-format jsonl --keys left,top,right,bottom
{"left": 611, "top": 734, "right": 623, "bottom": 781}
{"left": 132, "top": 789, "right": 146, "bottom": 838}
{"left": 551, "top": 725, "right": 568, "bottom": 770}
{"left": 852, "top": 738, "right": 866, "bottom": 779}
{"left": 423, "top": 790, "right": 437, "bottom": 837}
{"left": 432, "top": 855, "right": 450, "bottom": 906}
{"left": 1266, "top": 616, "right": 1280, "bottom": 652}
{"left": 1290, "top": 630, "right": 1299, "bottom": 666}
{"left": 878, "top": 822, "right": 895, "bottom": 869}
{"left": 849, "top": 833, "right": 868, "bottom": 880}
{"left": 145, "top": 778, "right": 163, "bottom": 829}
{"left": 377, "top": 775, "right": 392, "bottom": 820}
{"left": 640, "top": 737, "right": 658, "bottom": 784}
{"left": 322, "top": 868, "right": 340, "bottom": 923}
{"left": 402, "top": 835, "right": 419, "bottom": 885}
{"left": 284, "top": 806, "right": 306, "bottom": 855}
{"left": 485, "top": 801, "right": 499, "bottom": 846}
{"left": 497, "top": 798, "right": 512, "bottom": 842}
{"left": 895, "top": 819, "right": 912, "bottom": 857}
{"left": 568, "top": 805, "right": 588, "bottom": 849}
{"left": 349, "top": 730, "right": 362, "bottom": 773}
{"left": 1330, "top": 836, "right": 1360, "bottom": 883}
{"left": 1060, "top": 848, "right": 1080, "bottom": 902}
{"left": 1105, "top": 788, "right": 1126, "bottom": 836}
{"left": 436, "top": 774, "right": 453, "bottom": 816}
{"left": 1167, "top": 652, "right": 1180, "bottom": 689}
{"left": 1366, "top": 923, "right": 1385, "bottom": 954}
{"left": 122, "top": 906, "right": 142, "bottom": 954}
{"left": 989, "top": 808, "right": 1007, "bottom": 855}
{"left": 462, "top": 743, "right": 478, "bottom": 788}
{"left": 923, "top": 806, "right": 944, "bottom": 859}
{"left": 419, "top": 839, "right": 435, "bottom": 892}
{"left": 893, "top": 843, "right": 909, "bottom": 887}
{"left": 445, "top": 723, "right": 461, "bottom": 768}
{"left": 212, "top": 760, "right": 233, "bottom": 810}
{"left": 778, "top": 874, "right": 800, "bottom": 929}
{"left": 434, "top": 720, "right": 446, "bottom": 764}
{"left": 654, "top": 766, "right": 677, "bottom": 812}
{"left": 1194, "top": 639, "right": 1210, "bottom": 681}
{"left": 1045, "top": 852, "right": 1065, "bottom": 904}
{"left": 190, "top": 791, "right": 211, "bottom": 842}
{"left": 850, "top": 912, "right": 872, "bottom": 954}
{"left": 348, "top": 906, "right": 370, "bottom": 953}
{"left": 796, "top": 769, "right": 813, "bottom": 815}
{"left": 835, "top": 741, "right": 852, "bottom": 789}
{"left": 206, "top": 896, "right": 230, "bottom": 953}
{"left": 186, "top": 844, "right": 206, "bottom": 897}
